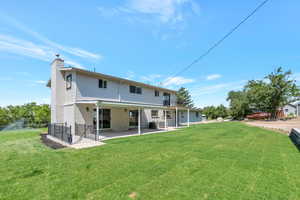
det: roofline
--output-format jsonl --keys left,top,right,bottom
{"left": 75, "top": 99, "right": 201, "bottom": 111}
{"left": 60, "top": 67, "right": 177, "bottom": 93}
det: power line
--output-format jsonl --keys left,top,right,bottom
{"left": 166, "top": 0, "right": 270, "bottom": 82}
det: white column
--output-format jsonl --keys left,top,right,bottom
{"left": 96, "top": 104, "right": 100, "bottom": 140}
{"left": 164, "top": 110, "right": 167, "bottom": 130}
{"left": 138, "top": 107, "right": 141, "bottom": 135}
{"left": 187, "top": 109, "right": 190, "bottom": 127}
{"left": 175, "top": 107, "right": 178, "bottom": 128}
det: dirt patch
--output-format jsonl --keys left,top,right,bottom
{"left": 40, "top": 133, "right": 67, "bottom": 149}
{"left": 128, "top": 192, "right": 137, "bottom": 199}
{"left": 244, "top": 118, "right": 300, "bottom": 134}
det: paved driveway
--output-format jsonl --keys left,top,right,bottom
{"left": 245, "top": 118, "right": 300, "bottom": 134}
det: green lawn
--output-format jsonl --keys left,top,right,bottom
{"left": 0, "top": 122, "right": 300, "bottom": 200}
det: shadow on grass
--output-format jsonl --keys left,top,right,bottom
{"left": 40, "top": 134, "right": 66, "bottom": 149}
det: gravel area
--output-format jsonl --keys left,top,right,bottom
{"left": 245, "top": 118, "right": 300, "bottom": 134}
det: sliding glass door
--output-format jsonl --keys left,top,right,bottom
{"left": 93, "top": 109, "right": 111, "bottom": 129}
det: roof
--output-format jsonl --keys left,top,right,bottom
{"left": 75, "top": 99, "right": 201, "bottom": 111}
{"left": 47, "top": 66, "right": 177, "bottom": 93}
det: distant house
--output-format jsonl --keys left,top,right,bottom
{"left": 47, "top": 56, "right": 202, "bottom": 143}
{"left": 282, "top": 101, "right": 300, "bottom": 117}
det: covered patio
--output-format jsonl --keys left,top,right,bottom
{"left": 73, "top": 100, "right": 191, "bottom": 142}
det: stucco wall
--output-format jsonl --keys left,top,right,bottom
{"left": 74, "top": 105, "right": 181, "bottom": 132}
{"left": 51, "top": 59, "right": 65, "bottom": 123}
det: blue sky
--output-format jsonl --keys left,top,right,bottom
{"left": 0, "top": 0, "right": 299, "bottom": 107}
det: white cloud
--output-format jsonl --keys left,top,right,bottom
{"left": 0, "top": 34, "right": 86, "bottom": 69}
{"left": 206, "top": 74, "right": 222, "bottom": 80}
{"left": 0, "top": 34, "right": 54, "bottom": 62}
{"left": 0, "top": 14, "right": 102, "bottom": 61}
{"left": 191, "top": 80, "right": 246, "bottom": 96}
{"left": 140, "top": 74, "right": 162, "bottom": 82}
{"left": 124, "top": 71, "right": 136, "bottom": 80}
{"left": 97, "top": 0, "right": 200, "bottom": 25}
{"left": 33, "top": 80, "right": 47, "bottom": 84}
{"left": 162, "top": 76, "right": 194, "bottom": 87}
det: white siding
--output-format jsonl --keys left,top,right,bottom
{"left": 76, "top": 73, "right": 177, "bottom": 106}
{"left": 179, "top": 110, "right": 202, "bottom": 124}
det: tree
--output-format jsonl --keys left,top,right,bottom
{"left": 0, "top": 103, "right": 51, "bottom": 128}
{"left": 215, "top": 104, "right": 229, "bottom": 118}
{"left": 245, "top": 67, "right": 300, "bottom": 119}
{"left": 34, "top": 104, "right": 50, "bottom": 127}
{"left": 202, "top": 105, "right": 229, "bottom": 119}
{"left": 227, "top": 91, "right": 251, "bottom": 119}
{"left": 176, "top": 87, "right": 194, "bottom": 108}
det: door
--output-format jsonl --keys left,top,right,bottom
{"left": 163, "top": 93, "right": 170, "bottom": 106}
{"left": 129, "top": 110, "right": 138, "bottom": 128}
{"left": 93, "top": 109, "right": 111, "bottom": 129}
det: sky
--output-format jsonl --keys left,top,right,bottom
{"left": 0, "top": 0, "right": 299, "bottom": 108}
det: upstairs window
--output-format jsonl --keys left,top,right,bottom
{"left": 66, "top": 74, "right": 72, "bottom": 90}
{"left": 99, "top": 79, "right": 107, "bottom": 88}
{"left": 129, "top": 85, "right": 142, "bottom": 94}
{"left": 155, "top": 90, "right": 160, "bottom": 97}
{"left": 151, "top": 110, "right": 159, "bottom": 118}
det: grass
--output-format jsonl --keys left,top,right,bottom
{"left": 0, "top": 122, "right": 300, "bottom": 200}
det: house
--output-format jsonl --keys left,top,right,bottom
{"left": 47, "top": 56, "right": 202, "bottom": 143}
{"left": 282, "top": 101, "right": 300, "bottom": 117}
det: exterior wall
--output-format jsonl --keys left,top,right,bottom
{"left": 283, "top": 105, "right": 297, "bottom": 116}
{"left": 51, "top": 59, "right": 65, "bottom": 124}
{"left": 76, "top": 74, "right": 120, "bottom": 101}
{"left": 298, "top": 104, "right": 300, "bottom": 116}
{"left": 63, "top": 105, "right": 75, "bottom": 137}
{"left": 111, "top": 108, "right": 130, "bottom": 131}
{"left": 179, "top": 110, "right": 202, "bottom": 124}
{"left": 64, "top": 71, "right": 76, "bottom": 104}
{"left": 76, "top": 73, "right": 177, "bottom": 106}
{"left": 74, "top": 104, "right": 181, "bottom": 132}
{"left": 143, "top": 109, "right": 175, "bottom": 128}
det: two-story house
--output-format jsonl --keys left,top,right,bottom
{"left": 47, "top": 56, "right": 202, "bottom": 142}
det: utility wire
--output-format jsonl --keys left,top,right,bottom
{"left": 166, "top": 0, "right": 270, "bottom": 82}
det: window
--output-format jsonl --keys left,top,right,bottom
{"left": 151, "top": 110, "right": 159, "bottom": 118}
{"left": 136, "top": 87, "right": 142, "bottom": 94}
{"left": 129, "top": 85, "right": 142, "bottom": 94}
{"left": 163, "top": 110, "right": 172, "bottom": 119}
{"left": 155, "top": 90, "right": 159, "bottom": 97}
{"left": 66, "top": 74, "right": 72, "bottom": 90}
{"left": 285, "top": 109, "right": 289, "bottom": 112}
{"left": 196, "top": 112, "right": 199, "bottom": 118}
{"left": 99, "top": 79, "right": 107, "bottom": 88}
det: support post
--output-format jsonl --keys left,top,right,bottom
{"left": 187, "top": 109, "right": 190, "bottom": 127}
{"left": 175, "top": 107, "right": 178, "bottom": 128}
{"left": 138, "top": 107, "right": 141, "bottom": 135}
{"left": 164, "top": 110, "right": 167, "bottom": 130}
{"left": 96, "top": 104, "right": 100, "bottom": 141}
